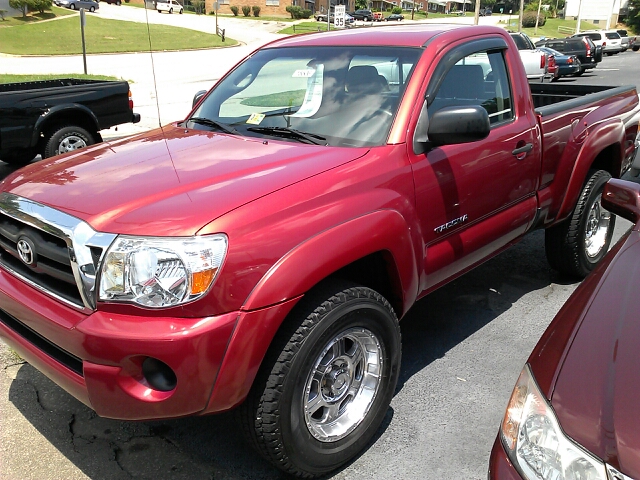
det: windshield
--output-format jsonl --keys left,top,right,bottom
{"left": 191, "top": 46, "right": 421, "bottom": 147}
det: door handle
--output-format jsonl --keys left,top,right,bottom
{"left": 512, "top": 143, "right": 533, "bottom": 156}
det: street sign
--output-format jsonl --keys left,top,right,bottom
{"left": 334, "top": 5, "right": 345, "bottom": 29}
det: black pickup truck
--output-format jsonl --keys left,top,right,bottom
{"left": 0, "top": 78, "right": 140, "bottom": 165}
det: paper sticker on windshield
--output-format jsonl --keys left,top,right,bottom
{"left": 246, "top": 113, "right": 265, "bottom": 125}
{"left": 290, "top": 64, "right": 324, "bottom": 118}
{"left": 293, "top": 69, "right": 316, "bottom": 78}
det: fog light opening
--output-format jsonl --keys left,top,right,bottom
{"left": 141, "top": 357, "right": 177, "bottom": 392}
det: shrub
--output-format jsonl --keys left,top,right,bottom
{"left": 241, "top": 5, "right": 250, "bottom": 16}
{"left": 191, "top": 0, "right": 205, "bottom": 14}
{"left": 0, "top": 9, "right": 6, "bottom": 20}
{"left": 286, "top": 4, "right": 301, "bottom": 18}
{"left": 31, "top": 0, "right": 52, "bottom": 13}
{"left": 391, "top": 6, "right": 401, "bottom": 14}
{"left": 522, "top": 10, "right": 545, "bottom": 27}
{"left": 230, "top": 4, "right": 238, "bottom": 15}
{"left": 252, "top": 4, "right": 259, "bottom": 16}
{"left": 300, "top": 8, "right": 311, "bottom": 18}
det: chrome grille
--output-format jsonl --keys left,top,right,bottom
{"left": 0, "top": 193, "right": 117, "bottom": 311}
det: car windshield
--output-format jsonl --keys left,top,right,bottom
{"left": 190, "top": 46, "right": 421, "bottom": 147}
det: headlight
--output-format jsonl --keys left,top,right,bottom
{"left": 98, "top": 234, "right": 227, "bottom": 308}
{"left": 500, "top": 364, "right": 607, "bottom": 480}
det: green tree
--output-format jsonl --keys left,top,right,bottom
{"left": 355, "top": 0, "right": 367, "bottom": 10}
{"left": 627, "top": 0, "right": 640, "bottom": 33}
{"left": 9, "top": 0, "right": 32, "bottom": 18}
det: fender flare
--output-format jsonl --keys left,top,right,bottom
{"left": 556, "top": 119, "right": 625, "bottom": 222}
{"left": 204, "top": 209, "right": 419, "bottom": 412}
{"left": 242, "top": 208, "right": 419, "bottom": 313}
{"left": 31, "top": 104, "right": 100, "bottom": 147}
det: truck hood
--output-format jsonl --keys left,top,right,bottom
{"left": 2, "top": 125, "right": 368, "bottom": 236}
{"left": 550, "top": 230, "right": 640, "bottom": 478}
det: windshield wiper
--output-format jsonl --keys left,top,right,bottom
{"left": 188, "top": 117, "right": 239, "bottom": 135}
{"left": 246, "top": 126, "right": 327, "bottom": 145}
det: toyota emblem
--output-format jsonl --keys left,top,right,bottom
{"left": 17, "top": 237, "right": 36, "bottom": 266}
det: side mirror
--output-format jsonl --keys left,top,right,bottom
{"left": 602, "top": 179, "right": 640, "bottom": 224}
{"left": 192, "top": 90, "right": 207, "bottom": 109}
{"left": 426, "top": 105, "right": 490, "bottom": 147}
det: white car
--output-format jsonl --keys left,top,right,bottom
{"left": 157, "top": 0, "right": 183, "bottom": 14}
{"left": 572, "top": 30, "right": 624, "bottom": 55}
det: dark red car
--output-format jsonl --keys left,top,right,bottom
{"left": 489, "top": 178, "right": 640, "bottom": 480}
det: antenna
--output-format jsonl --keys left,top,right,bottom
{"left": 144, "top": 2, "right": 163, "bottom": 130}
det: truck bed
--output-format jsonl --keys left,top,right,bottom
{"left": 531, "top": 83, "right": 637, "bottom": 113}
{"left": 0, "top": 78, "right": 112, "bottom": 94}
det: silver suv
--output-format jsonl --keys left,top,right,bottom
{"left": 572, "top": 30, "right": 623, "bottom": 55}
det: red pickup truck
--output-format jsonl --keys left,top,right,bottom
{"left": 0, "top": 25, "right": 638, "bottom": 478}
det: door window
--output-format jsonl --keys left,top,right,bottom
{"left": 429, "top": 50, "right": 513, "bottom": 125}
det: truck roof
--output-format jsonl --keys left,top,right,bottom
{"left": 262, "top": 24, "right": 507, "bottom": 49}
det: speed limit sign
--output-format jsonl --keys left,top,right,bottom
{"left": 334, "top": 5, "right": 345, "bottom": 28}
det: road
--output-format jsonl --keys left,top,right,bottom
{"left": 1, "top": 19, "right": 640, "bottom": 480}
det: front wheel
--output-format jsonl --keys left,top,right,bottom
{"left": 545, "top": 169, "right": 615, "bottom": 278}
{"left": 43, "top": 125, "right": 95, "bottom": 158}
{"left": 168, "top": 7, "right": 172, "bottom": 12}
{"left": 89, "top": 6, "right": 95, "bottom": 11}
{"left": 70, "top": 3, "right": 76, "bottom": 8}
{"left": 239, "top": 282, "right": 401, "bottom": 478}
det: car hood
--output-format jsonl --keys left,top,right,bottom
{"left": 551, "top": 229, "right": 640, "bottom": 478}
{"left": 1, "top": 124, "right": 368, "bottom": 236}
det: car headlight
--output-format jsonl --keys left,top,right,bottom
{"left": 500, "top": 364, "right": 607, "bottom": 480}
{"left": 98, "top": 234, "right": 227, "bottom": 308}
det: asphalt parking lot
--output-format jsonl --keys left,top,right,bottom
{"left": 1, "top": 17, "right": 640, "bottom": 480}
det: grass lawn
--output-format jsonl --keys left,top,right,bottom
{"left": 0, "top": 73, "right": 122, "bottom": 84}
{"left": 0, "top": 6, "right": 74, "bottom": 26}
{"left": 520, "top": 17, "right": 598, "bottom": 39}
{"left": 0, "top": 14, "right": 236, "bottom": 54}
{"left": 278, "top": 21, "right": 336, "bottom": 34}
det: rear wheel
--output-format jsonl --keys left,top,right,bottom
{"left": 169, "top": 7, "right": 172, "bottom": 12}
{"left": 89, "top": 6, "right": 95, "bottom": 11}
{"left": 545, "top": 169, "right": 615, "bottom": 278}
{"left": 70, "top": 3, "right": 76, "bottom": 8}
{"left": 573, "top": 67, "right": 585, "bottom": 76}
{"left": 43, "top": 125, "right": 95, "bottom": 158}
{"left": 239, "top": 282, "right": 401, "bottom": 478}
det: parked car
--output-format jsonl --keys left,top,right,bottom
{"left": 349, "top": 8, "right": 373, "bottom": 20}
{"left": 344, "top": 12, "right": 355, "bottom": 24}
{"left": 617, "top": 28, "right": 639, "bottom": 51}
{"left": 537, "top": 46, "right": 581, "bottom": 80}
{"left": 57, "top": 0, "right": 98, "bottom": 10}
{"left": 0, "top": 24, "right": 638, "bottom": 479}
{"left": 373, "top": 11, "right": 383, "bottom": 21}
{"left": 385, "top": 13, "right": 404, "bottom": 20}
{"left": 157, "top": 0, "right": 183, "bottom": 13}
{"left": 572, "top": 30, "right": 624, "bottom": 55}
{"left": 509, "top": 32, "right": 548, "bottom": 81}
{"left": 314, "top": 12, "right": 334, "bottom": 21}
{"left": 0, "top": 78, "right": 140, "bottom": 164}
{"left": 489, "top": 176, "right": 640, "bottom": 480}
{"left": 535, "top": 36, "right": 602, "bottom": 75}
{"left": 100, "top": 0, "right": 122, "bottom": 4}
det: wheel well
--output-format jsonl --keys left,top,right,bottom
{"left": 590, "top": 144, "right": 620, "bottom": 177}
{"left": 328, "top": 251, "right": 404, "bottom": 316}
{"left": 39, "top": 111, "right": 99, "bottom": 147}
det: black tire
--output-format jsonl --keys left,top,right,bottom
{"left": 2, "top": 149, "right": 37, "bottom": 166}
{"left": 70, "top": 3, "right": 76, "bottom": 8}
{"left": 179, "top": 8, "right": 182, "bottom": 13}
{"left": 168, "top": 7, "right": 172, "bottom": 12}
{"left": 633, "top": 46, "right": 639, "bottom": 52}
{"left": 573, "top": 68, "right": 584, "bottom": 76}
{"left": 545, "top": 169, "right": 616, "bottom": 278}
{"left": 239, "top": 282, "right": 401, "bottom": 478}
{"left": 43, "top": 125, "right": 95, "bottom": 159}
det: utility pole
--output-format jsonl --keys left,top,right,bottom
{"left": 518, "top": 0, "right": 524, "bottom": 32}
{"left": 474, "top": 0, "right": 480, "bottom": 24}
{"left": 576, "top": 0, "right": 583, "bottom": 34}
{"left": 534, "top": 0, "right": 542, "bottom": 35}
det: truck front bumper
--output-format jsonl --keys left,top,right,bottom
{"left": 0, "top": 267, "right": 265, "bottom": 420}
